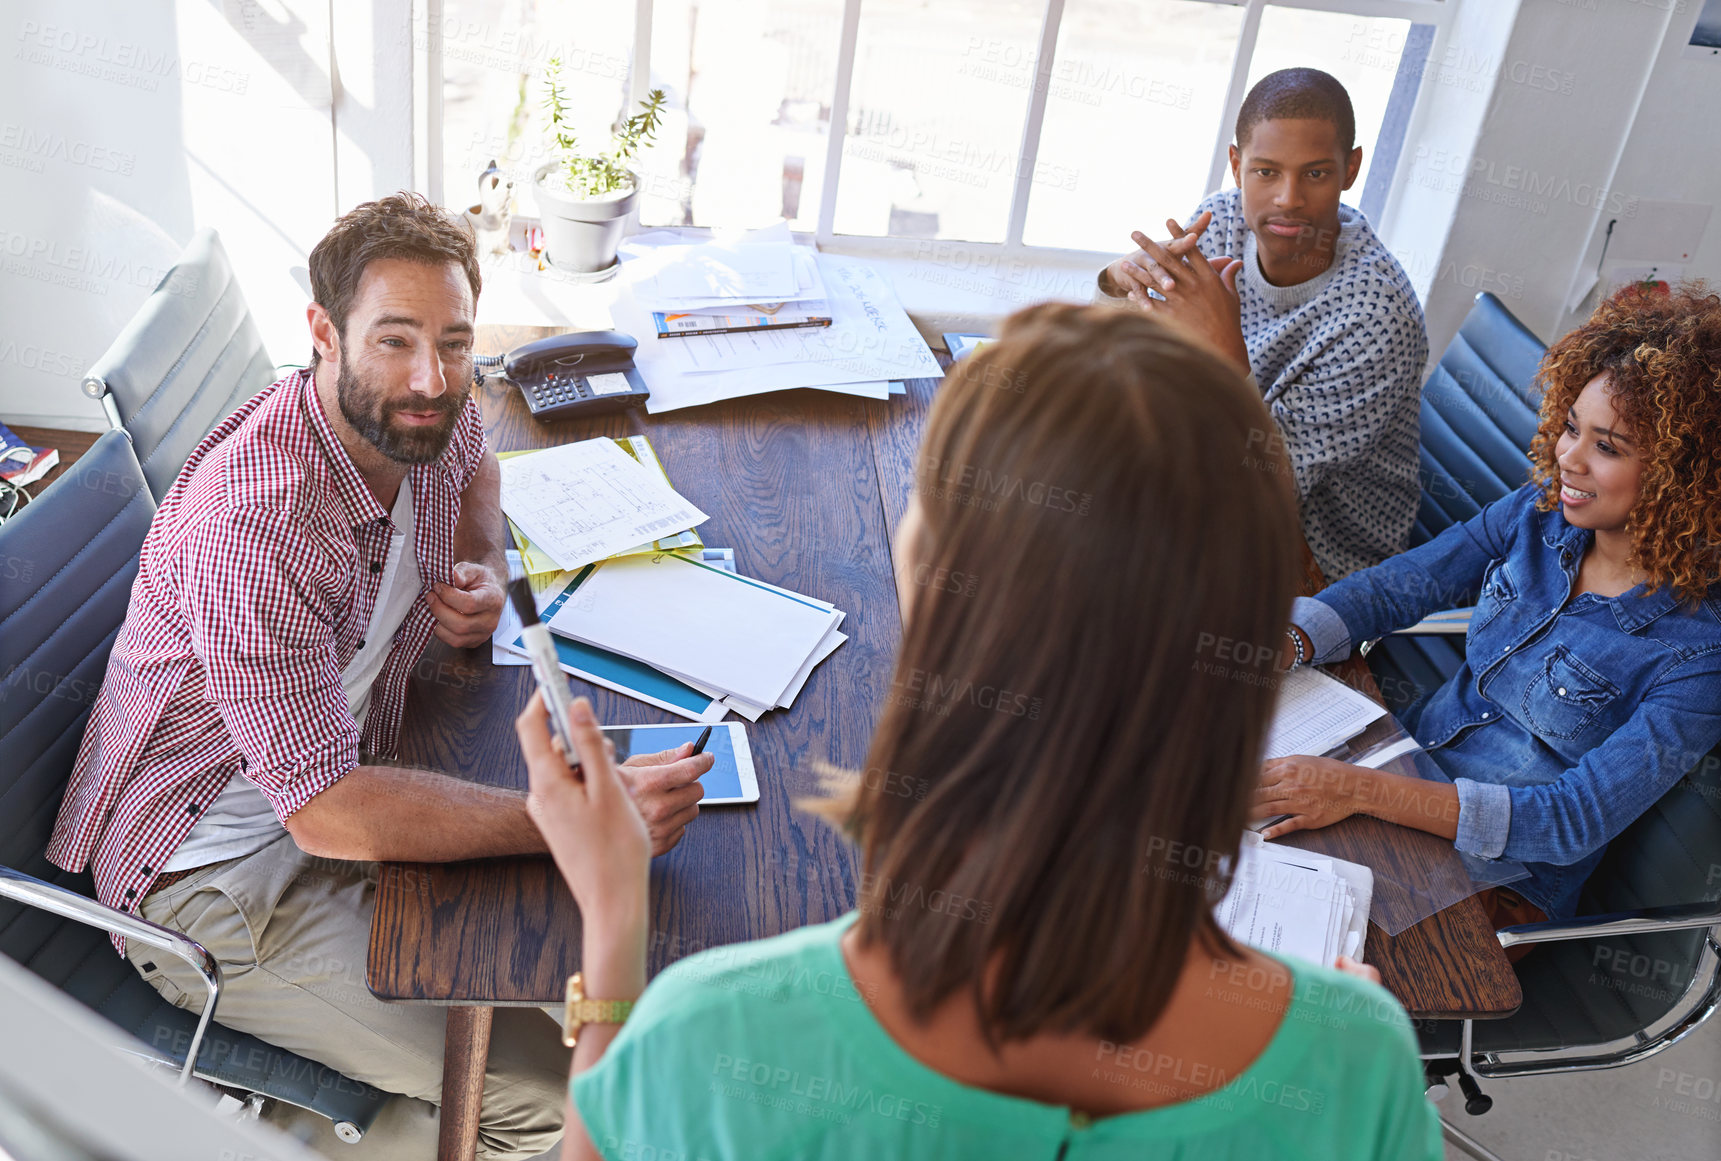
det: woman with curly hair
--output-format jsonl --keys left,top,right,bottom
{"left": 1264, "top": 283, "right": 1721, "bottom": 923}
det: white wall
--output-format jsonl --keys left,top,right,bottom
{"left": 1554, "top": 3, "right": 1721, "bottom": 334}
{"left": 1385, "top": 0, "right": 1688, "bottom": 354}
{"left": 0, "top": 0, "right": 417, "bottom": 432}
{"left": 1, "top": 3, "right": 195, "bottom": 430}
{"left": 335, "top": 0, "right": 417, "bottom": 212}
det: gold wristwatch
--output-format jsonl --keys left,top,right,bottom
{"left": 562, "top": 972, "right": 634, "bottom": 1047}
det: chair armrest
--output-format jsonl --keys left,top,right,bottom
{"left": 1390, "top": 608, "right": 1474, "bottom": 637}
{"left": 1495, "top": 900, "right": 1721, "bottom": 950}
{"left": 0, "top": 865, "right": 222, "bottom": 1085}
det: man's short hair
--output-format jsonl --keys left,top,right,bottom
{"left": 1234, "top": 68, "right": 1356, "bottom": 155}
{"left": 307, "top": 192, "right": 481, "bottom": 367}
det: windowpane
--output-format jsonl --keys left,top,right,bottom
{"left": 641, "top": 1, "right": 845, "bottom": 230}
{"left": 1023, "top": 0, "right": 1245, "bottom": 251}
{"left": 833, "top": 0, "right": 1043, "bottom": 242}
{"left": 438, "top": 0, "right": 633, "bottom": 222}
{"left": 1246, "top": 8, "right": 1413, "bottom": 211}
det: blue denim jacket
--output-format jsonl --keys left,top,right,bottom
{"left": 1290, "top": 483, "right": 1721, "bottom": 918}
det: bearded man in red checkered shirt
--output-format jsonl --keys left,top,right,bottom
{"left": 47, "top": 194, "right": 711, "bottom": 1160}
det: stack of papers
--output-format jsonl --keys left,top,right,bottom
{"left": 546, "top": 552, "right": 846, "bottom": 717}
{"left": 618, "top": 223, "right": 942, "bottom": 412}
{"left": 1217, "top": 832, "right": 1373, "bottom": 968}
{"left": 633, "top": 239, "right": 825, "bottom": 309}
{"left": 492, "top": 431, "right": 846, "bottom": 721}
{"left": 493, "top": 549, "right": 731, "bottom": 722}
{"left": 491, "top": 548, "right": 848, "bottom": 723}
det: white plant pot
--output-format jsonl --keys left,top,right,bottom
{"left": 533, "top": 162, "right": 638, "bottom": 276}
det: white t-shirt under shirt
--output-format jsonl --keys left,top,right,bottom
{"left": 160, "top": 479, "right": 423, "bottom": 872}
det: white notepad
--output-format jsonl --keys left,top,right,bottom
{"left": 546, "top": 553, "right": 844, "bottom": 708}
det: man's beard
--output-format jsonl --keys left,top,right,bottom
{"left": 335, "top": 360, "right": 468, "bottom": 465}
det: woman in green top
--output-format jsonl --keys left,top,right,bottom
{"left": 518, "top": 303, "right": 1442, "bottom": 1160}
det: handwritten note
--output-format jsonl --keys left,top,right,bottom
{"left": 499, "top": 438, "right": 709, "bottom": 570}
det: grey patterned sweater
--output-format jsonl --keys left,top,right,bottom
{"left": 1098, "top": 189, "right": 1428, "bottom": 580}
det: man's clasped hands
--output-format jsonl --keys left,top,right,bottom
{"left": 1101, "top": 211, "right": 1251, "bottom": 375}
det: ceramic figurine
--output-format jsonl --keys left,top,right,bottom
{"left": 472, "top": 159, "right": 513, "bottom": 256}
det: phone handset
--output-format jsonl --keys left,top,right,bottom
{"left": 476, "top": 330, "right": 650, "bottom": 421}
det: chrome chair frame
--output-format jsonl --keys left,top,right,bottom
{"left": 1433, "top": 910, "right": 1721, "bottom": 1161}
{"left": 0, "top": 865, "right": 222, "bottom": 1086}
{"left": 1377, "top": 618, "right": 1721, "bottom": 1160}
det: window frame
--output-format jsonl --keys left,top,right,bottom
{"left": 416, "top": 0, "right": 1455, "bottom": 264}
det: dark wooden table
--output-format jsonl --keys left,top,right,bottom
{"left": 6, "top": 424, "right": 98, "bottom": 497}
{"left": 1290, "top": 556, "right": 1524, "bottom": 1022}
{"left": 367, "top": 328, "right": 1518, "bottom": 1159}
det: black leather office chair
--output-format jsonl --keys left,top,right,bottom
{"left": 1362, "top": 294, "right": 1721, "bottom": 1161}
{"left": 0, "top": 431, "right": 387, "bottom": 1140}
{"left": 80, "top": 229, "right": 279, "bottom": 502}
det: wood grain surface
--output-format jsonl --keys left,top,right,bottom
{"left": 1290, "top": 556, "right": 1522, "bottom": 1019}
{"left": 369, "top": 326, "right": 1520, "bottom": 1020}
{"left": 435, "top": 1006, "right": 492, "bottom": 1161}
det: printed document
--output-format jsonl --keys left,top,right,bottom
{"left": 500, "top": 438, "right": 708, "bottom": 571}
{"left": 1263, "top": 666, "right": 1387, "bottom": 759}
{"left": 642, "top": 240, "right": 800, "bottom": 302}
{"left": 1217, "top": 833, "right": 1373, "bottom": 967}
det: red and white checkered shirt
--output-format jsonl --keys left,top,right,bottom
{"left": 48, "top": 369, "right": 487, "bottom": 950}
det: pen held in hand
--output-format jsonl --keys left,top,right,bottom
{"left": 507, "top": 574, "right": 584, "bottom": 779}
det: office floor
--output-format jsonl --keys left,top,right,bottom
{"left": 1436, "top": 1012, "right": 1721, "bottom": 1161}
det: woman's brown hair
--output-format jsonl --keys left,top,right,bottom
{"left": 827, "top": 303, "right": 1302, "bottom": 1047}
{"left": 1529, "top": 282, "right": 1721, "bottom": 604}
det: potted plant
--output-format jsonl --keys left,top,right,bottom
{"left": 533, "top": 57, "right": 667, "bottom": 277}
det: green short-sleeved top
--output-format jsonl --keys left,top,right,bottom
{"left": 573, "top": 914, "right": 1441, "bottom": 1160}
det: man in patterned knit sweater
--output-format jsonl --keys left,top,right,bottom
{"left": 1096, "top": 68, "right": 1427, "bottom": 580}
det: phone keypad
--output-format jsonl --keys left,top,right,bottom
{"left": 525, "top": 373, "right": 592, "bottom": 412}
{"left": 515, "top": 369, "right": 646, "bottom": 419}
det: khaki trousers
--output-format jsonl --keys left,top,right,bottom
{"left": 127, "top": 834, "right": 567, "bottom": 1161}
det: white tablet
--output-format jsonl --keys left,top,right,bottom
{"left": 601, "top": 722, "right": 759, "bottom": 805}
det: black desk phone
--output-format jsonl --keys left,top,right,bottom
{"left": 477, "top": 330, "right": 651, "bottom": 420}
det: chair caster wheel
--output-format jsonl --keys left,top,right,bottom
{"left": 1457, "top": 1071, "right": 1492, "bottom": 1115}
